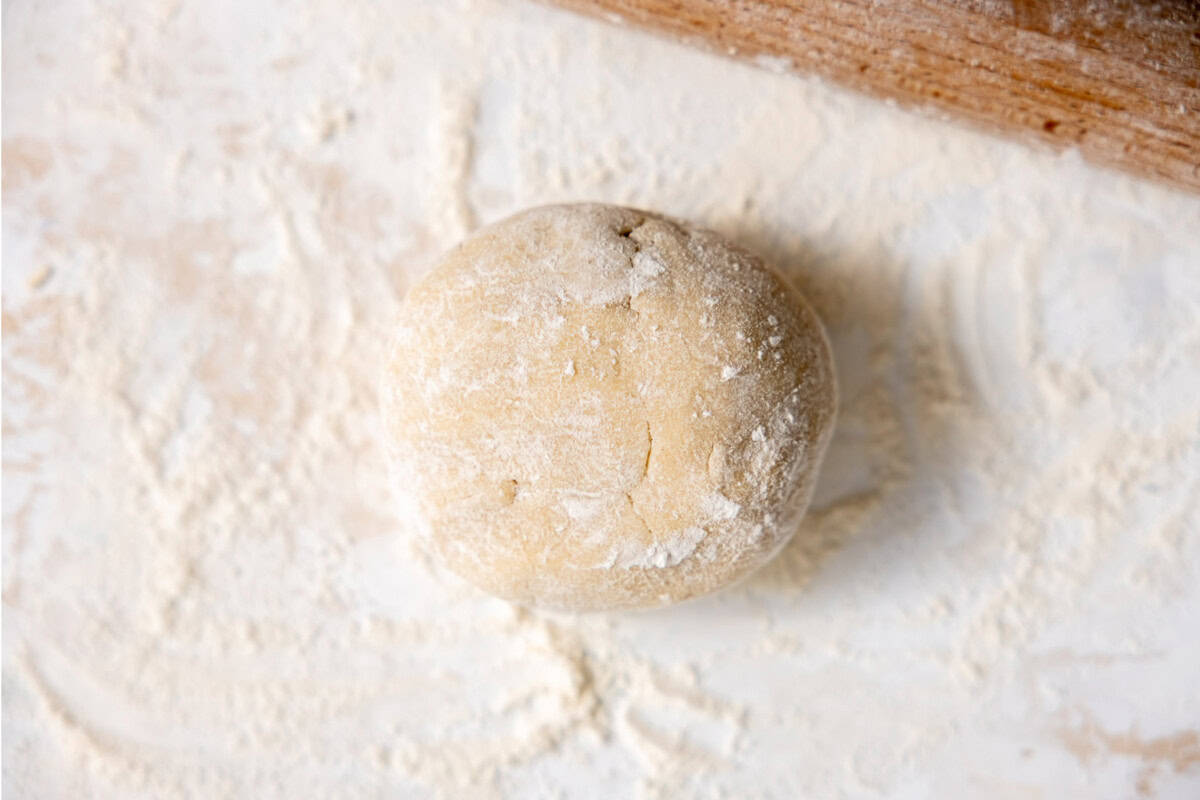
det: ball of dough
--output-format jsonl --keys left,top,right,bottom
{"left": 382, "top": 204, "right": 836, "bottom": 611}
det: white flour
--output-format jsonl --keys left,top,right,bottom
{"left": 3, "top": 0, "right": 1199, "bottom": 797}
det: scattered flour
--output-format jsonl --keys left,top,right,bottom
{"left": 3, "top": 0, "right": 1200, "bottom": 798}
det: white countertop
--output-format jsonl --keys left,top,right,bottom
{"left": 4, "top": 1, "right": 1199, "bottom": 797}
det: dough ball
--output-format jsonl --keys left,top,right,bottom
{"left": 382, "top": 204, "right": 836, "bottom": 611}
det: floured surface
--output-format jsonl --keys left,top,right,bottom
{"left": 3, "top": 0, "right": 1200, "bottom": 797}
{"left": 383, "top": 204, "right": 835, "bottom": 610}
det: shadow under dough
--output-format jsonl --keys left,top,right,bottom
{"left": 712, "top": 221, "right": 985, "bottom": 597}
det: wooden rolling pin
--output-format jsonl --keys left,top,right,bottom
{"left": 552, "top": 0, "right": 1200, "bottom": 192}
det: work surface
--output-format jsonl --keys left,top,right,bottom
{"left": 4, "top": 1, "right": 1199, "bottom": 797}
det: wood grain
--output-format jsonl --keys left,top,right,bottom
{"left": 552, "top": 0, "right": 1200, "bottom": 191}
